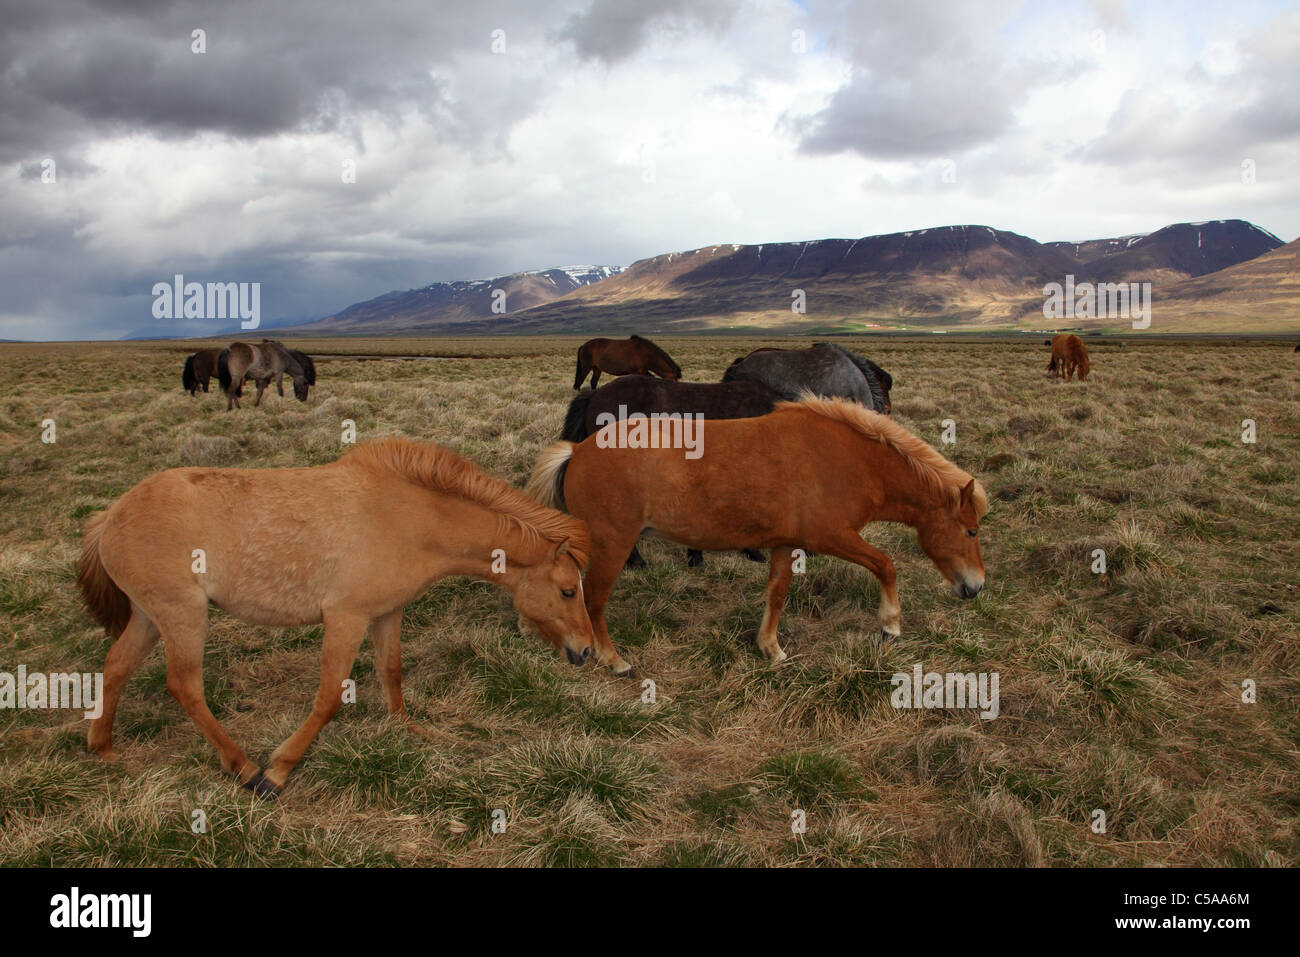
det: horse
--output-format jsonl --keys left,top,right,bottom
{"left": 77, "top": 438, "right": 596, "bottom": 797}
{"left": 563, "top": 375, "right": 781, "bottom": 569}
{"left": 182, "top": 349, "right": 221, "bottom": 396}
{"left": 722, "top": 342, "right": 893, "bottom": 413}
{"left": 217, "top": 340, "right": 315, "bottom": 410}
{"left": 573, "top": 335, "right": 681, "bottom": 390}
{"left": 528, "top": 397, "right": 987, "bottom": 675}
{"left": 1047, "top": 334, "right": 1090, "bottom": 381}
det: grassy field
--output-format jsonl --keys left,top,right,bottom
{"left": 0, "top": 336, "right": 1297, "bottom": 867}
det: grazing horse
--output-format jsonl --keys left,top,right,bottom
{"left": 722, "top": 342, "right": 893, "bottom": 413}
{"left": 77, "top": 439, "right": 595, "bottom": 796}
{"left": 182, "top": 348, "right": 221, "bottom": 396}
{"left": 563, "top": 375, "right": 781, "bottom": 568}
{"left": 528, "top": 397, "right": 987, "bottom": 675}
{"left": 217, "top": 340, "right": 315, "bottom": 410}
{"left": 1047, "top": 334, "right": 1090, "bottom": 381}
{"left": 573, "top": 335, "right": 681, "bottom": 390}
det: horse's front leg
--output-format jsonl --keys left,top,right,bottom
{"left": 819, "top": 531, "right": 901, "bottom": 640}
{"left": 275, "top": 372, "right": 284, "bottom": 397}
{"left": 589, "top": 368, "right": 601, "bottom": 390}
{"left": 254, "top": 378, "right": 270, "bottom": 406}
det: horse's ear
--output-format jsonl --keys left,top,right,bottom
{"left": 959, "top": 479, "right": 976, "bottom": 511}
{"left": 552, "top": 539, "right": 571, "bottom": 561}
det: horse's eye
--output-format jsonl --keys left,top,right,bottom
{"left": 967, "top": 529, "right": 978, "bottom": 538}
{"left": 561, "top": 588, "right": 577, "bottom": 598}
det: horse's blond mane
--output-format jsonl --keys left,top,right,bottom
{"left": 782, "top": 396, "right": 989, "bottom": 517}
{"left": 346, "top": 438, "right": 590, "bottom": 567}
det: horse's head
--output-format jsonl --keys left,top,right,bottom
{"left": 292, "top": 376, "right": 311, "bottom": 401}
{"left": 915, "top": 479, "right": 987, "bottom": 600}
{"left": 511, "top": 540, "right": 596, "bottom": 666}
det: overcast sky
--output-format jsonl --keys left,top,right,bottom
{"left": 3, "top": 0, "right": 1298, "bottom": 339}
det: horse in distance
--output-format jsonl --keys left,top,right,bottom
{"left": 573, "top": 335, "right": 681, "bottom": 390}
{"left": 1047, "top": 334, "right": 1090, "bottom": 381}
{"left": 182, "top": 348, "right": 221, "bottom": 396}
{"left": 217, "top": 340, "right": 315, "bottom": 410}
{"left": 528, "top": 397, "right": 987, "bottom": 675}
{"left": 77, "top": 438, "right": 596, "bottom": 796}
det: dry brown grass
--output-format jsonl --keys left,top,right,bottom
{"left": 0, "top": 336, "right": 1297, "bottom": 866}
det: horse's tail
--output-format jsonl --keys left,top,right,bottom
{"left": 562, "top": 390, "right": 593, "bottom": 442}
{"left": 77, "top": 511, "right": 131, "bottom": 640}
{"left": 573, "top": 345, "right": 589, "bottom": 390}
{"left": 526, "top": 442, "right": 575, "bottom": 513}
{"left": 823, "top": 343, "right": 892, "bottom": 412}
{"left": 217, "top": 348, "right": 232, "bottom": 393}
{"left": 182, "top": 354, "right": 198, "bottom": 394}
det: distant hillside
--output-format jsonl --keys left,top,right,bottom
{"left": 287, "top": 265, "right": 624, "bottom": 335}
{"left": 272, "top": 220, "right": 1292, "bottom": 337}
{"left": 1150, "top": 237, "right": 1300, "bottom": 331}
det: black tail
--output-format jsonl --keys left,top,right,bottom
{"left": 289, "top": 349, "right": 316, "bottom": 385}
{"left": 182, "top": 354, "right": 198, "bottom": 394}
{"left": 819, "top": 342, "right": 892, "bottom": 413}
{"left": 562, "top": 390, "right": 594, "bottom": 442}
{"left": 573, "top": 347, "right": 587, "bottom": 390}
{"left": 217, "top": 348, "right": 232, "bottom": 393}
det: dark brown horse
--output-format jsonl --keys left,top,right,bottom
{"left": 528, "top": 397, "right": 987, "bottom": 675}
{"left": 182, "top": 348, "right": 221, "bottom": 396}
{"left": 217, "top": 340, "right": 316, "bottom": 411}
{"left": 722, "top": 343, "right": 892, "bottom": 413}
{"left": 574, "top": 336, "right": 681, "bottom": 390}
{"left": 563, "top": 375, "right": 780, "bottom": 568}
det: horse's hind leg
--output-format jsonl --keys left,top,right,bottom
{"left": 263, "top": 608, "right": 368, "bottom": 791}
{"left": 574, "top": 349, "right": 589, "bottom": 390}
{"left": 816, "top": 531, "right": 902, "bottom": 640}
{"left": 254, "top": 379, "right": 270, "bottom": 406}
{"left": 156, "top": 594, "right": 262, "bottom": 785}
{"left": 87, "top": 606, "right": 160, "bottom": 761}
{"left": 757, "top": 546, "right": 795, "bottom": 662}
{"left": 274, "top": 372, "right": 284, "bottom": 397}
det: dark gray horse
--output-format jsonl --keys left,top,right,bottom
{"left": 722, "top": 342, "right": 892, "bottom": 413}
{"left": 217, "top": 340, "right": 316, "bottom": 411}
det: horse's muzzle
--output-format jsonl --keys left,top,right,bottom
{"left": 565, "top": 645, "right": 592, "bottom": 666}
{"left": 957, "top": 581, "right": 983, "bottom": 600}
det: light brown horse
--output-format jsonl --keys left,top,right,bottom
{"left": 182, "top": 348, "right": 221, "bottom": 396}
{"left": 217, "top": 340, "right": 315, "bottom": 410}
{"left": 1046, "top": 334, "right": 1090, "bottom": 381}
{"left": 528, "top": 397, "right": 988, "bottom": 674}
{"left": 77, "top": 439, "right": 595, "bottom": 796}
{"left": 574, "top": 335, "right": 681, "bottom": 390}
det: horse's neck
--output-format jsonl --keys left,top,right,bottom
{"left": 862, "top": 445, "right": 945, "bottom": 528}
{"left": 429, "top": 499, "right": 550, "bottom": 586}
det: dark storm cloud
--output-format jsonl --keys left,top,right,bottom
{"left": 557, "top": 0, "right": 740, "bottom": 64}
{"left": 0, "top": 0, "right": 557, "bottom": 163}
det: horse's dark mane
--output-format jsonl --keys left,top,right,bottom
{"left": 182, "top": 354, "right": 197, "bottom": 392}
{"left": 287, "top": 349, "right": 316, "bottom": 384}
{"left": 631, "top": 335, "right": 681, "bottom": 376}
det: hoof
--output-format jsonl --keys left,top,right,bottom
{"left": 612, "top": 664, "right": 637, "bottom": 679}
{"left": 880, "top": 629, "right": 901, "bottom": 643}
{"left": 686, "top": 550, "right": 704, "bottom": 567}
{"left": 241, "top": 770, "right": 281, "bottom": 801}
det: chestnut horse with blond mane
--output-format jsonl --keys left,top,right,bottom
{"left": 573, "top": 335, "right": 681, "bottom": 390}
{"left": 528, "top": 397, "right": 988, "bottom": 675}
{"left": 78, "top": 439, "right": 595, "bottom": 797}
{"left": 1046, "top": 334, "right": 1091, "bottom": 381}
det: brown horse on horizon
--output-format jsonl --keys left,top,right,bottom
{"left": 573, "top": 335, "right": 681, "bottom": 390}
{"left": 1046, "top": 334, "right": 1090, "bottom": 381}
{"left": 217, "top": 340, "right": 316, "bottom": 410}
{"left": 77, "top": 439, "right": 596, "bottom": 796}
{"left": 528, "top": 397, "right": 988, "bottom": 675}
{"left": 182, "top": 349, "right": 221, "bottom": 396}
